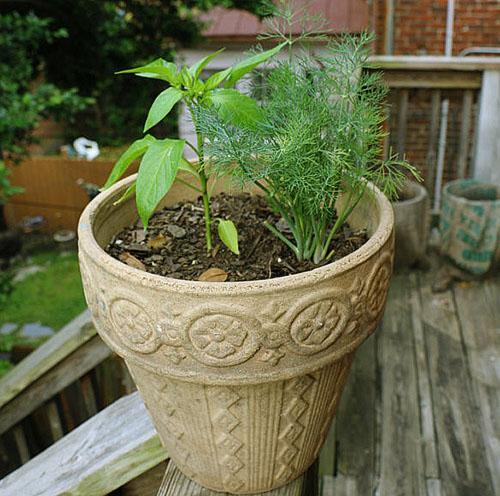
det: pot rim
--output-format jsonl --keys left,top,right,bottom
{"left": 443, "top": 178, "right": 500, "bottom": 206}
{"left": 78, "top": 174, "right": 394, "bottom": 295}
{"left": 392, "top": 180, "right": 428, "bottom": 206}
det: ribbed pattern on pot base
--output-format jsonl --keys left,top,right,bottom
{"left": 128, "top": 355, "right": 353, "bottom": 494}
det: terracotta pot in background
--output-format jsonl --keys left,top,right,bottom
{"left": 78, "top": 175, "right": 394, "bottom": 494}
{"left": 392, "top": 180, "right": 429, "bottom": 268}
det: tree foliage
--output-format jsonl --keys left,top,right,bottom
{"left": 0, "top": 11, "right": 91, "bottom": 205}
{"left": 0, "top": 1, "right": 274, "bottom": 145}
{"left": 0, "top": 12, "right": 91, "bottom": 161}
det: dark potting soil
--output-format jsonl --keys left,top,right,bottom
{"left": 106, "top": 193, "right": 368, "bottom": 282}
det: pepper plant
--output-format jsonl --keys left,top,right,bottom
{"left": 103, "top": 43, "right": 286, "bottom": 254}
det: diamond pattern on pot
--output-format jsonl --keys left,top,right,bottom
{"left": 275, "top": 374, "right": 315, "bottom": 482}
{"left": 211, "top": 386, "right": 245, "bottom": 492}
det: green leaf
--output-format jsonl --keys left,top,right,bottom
{"left": 224, "top": 42, "right": 287, "bottom": 88}
{"left": 103, "top": 136, "right": 154, "bottom": 189}
{"left": 218, "top": 219, "right": 239, "bottom": 255}
{"left": 179, "top": 157, "right": 199, "bottom": 178}
{"left": 210, "top": 89, "right": 264, "bottom": 129}
{"left": 205, "top": 67, "right": 232, "bottom": 91}
{"left": 136, "top": 139, "right": 185, "bottom": 228}
{"left": 144, "top": 87, "right": 183, "bottom": 132}
{"left": 192, "top": 79, "right": 205, "bottom": 94}
{"left": 113, "top": 182, "right": 136, "bottom": 206}
{"left": 116, "top": 58, "right": 178, "bottom": 84}
{"left": 180, "top": 66, "right": 194, "bottom": 88}
{"left": 189, "top": 48, "right": 225, "bottom": 80}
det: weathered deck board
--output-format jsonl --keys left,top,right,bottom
{"left": 325, "top": 333, "right": 377, "bottom": 495}
{"left": 0, "top": 310, "right": 95, "bottom": 409}
{"left": 0, "top": 393, "right": 167, "bottom": 496}
{"left": 157, "top": 461, "right": 316, "bottom": 496}
{"left": 410, "top": 273, "right": 440, "bottom": 482}
{"left": 377, "top": 276, "right": 426, "bottom": 496}
{"left": 419, "top": 275, "right": 495, "bottom": 495}
{"left": 453, "top": 279, "right": 500, "bottom": 494}
{"left": 0, "top": 334, "right": 111, "bottom": 436}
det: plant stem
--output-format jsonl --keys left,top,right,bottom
{"left": 186, "top": 141, "right": 200, "bottom": 156}
{"left": 175, "top": 176, "right": 202, "bottom": 193}
{"left": 188, "top": 101, "right": 213, "bottom": 253}
{"left": 196, "top": 131, "right": 213, "bottom": 252}
{"left": 324, "top": 192, "right": 363, "bottom": 261}
{"left": 199, "top": 169, "right": 212, "bottom": 252}
{"left": 263, "top": 221, "right": 300, "bottom": 258}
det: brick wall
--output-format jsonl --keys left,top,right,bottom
{"left": 370, "top": 0, "right": 500, "bottom": 55}
{"left": 368, "top": 1, "right": 498, "bottom": 195}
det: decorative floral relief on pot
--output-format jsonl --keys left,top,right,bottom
{"left": 92, "top": 250, "right": 392, "bottom": 371}
{"left": 287, "top": 290, "right": 350, "bottom": 355}
{"left": 182, "top": 305, "right": 261, "bottom": 366}
{"left": 365, "top": 252, "right": 392, "bottom": 319}
{"left": 109, "top": 297, "right": 160, "bottom": 353}
{"left": 345, "top": 252, "right": 393, "bottom": 335}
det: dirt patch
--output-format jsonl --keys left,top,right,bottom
{"left": 106, "top": 193, "right": 367, "bottom": 282}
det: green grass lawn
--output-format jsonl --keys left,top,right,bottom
{"left": 0, "top": 251, "right": 86, "bottom": 330}
{"left": 0, "top": 250, "right": 87, "bottom": 375}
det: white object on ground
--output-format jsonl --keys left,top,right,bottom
{"left": 73, "top": 137, "right": 100, "bottom": 161}
{"left": 13, "top": 265, "right": 44, "bottom": 283}
{"left": 20, "top": 322, "right": 55, "bottom": 339}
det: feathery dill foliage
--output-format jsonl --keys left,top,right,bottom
{"left": 200, "top": 33, "right": 418, "bottom": 264}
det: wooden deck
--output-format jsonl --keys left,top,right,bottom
{"left": 322, "top": 270, "right": 499, "bottom": 496}
{"left": 0, "top": 270, "right": 498, "bottom": 496}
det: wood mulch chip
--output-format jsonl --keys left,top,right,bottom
{"left": 106, "top": 193, "right": 367, "bottom": 282}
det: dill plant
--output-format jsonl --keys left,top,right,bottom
{"left": 199, "top": 33, "right": 419, "bottom": 264}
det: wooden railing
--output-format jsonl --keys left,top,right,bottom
{"left": 0, "top": 392, "right": 167, "bottom": 495}
{"left": 368, "top": 56, "right": 500, "bottom": 208}
{"left": 0, "top": 311, "right": 155, "bottom": 488}
{"left": 178, "top": 53, "right": 500, "bottom": 203}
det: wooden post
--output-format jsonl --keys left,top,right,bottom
{"left": 457, "top": 90, "right": 474, "bottom": 178}
{"left": 473, "top": 70, "right": 500, "bottom": 184}
{"left": 384, "top": 0, "right": 395, "bottom": 55}
{"left": 396, "top": 89, "right": 409, "bottom": 159}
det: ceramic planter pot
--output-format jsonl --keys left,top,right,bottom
{"left": 440, "top": 179, "right": 500, "bottom": 275}
{"left": 392, "top": 180, "right": 429, "bottom": 268}
{"left": 78, "top": 174, "right": 394, "bottom": 494}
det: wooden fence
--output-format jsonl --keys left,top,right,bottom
{"left": 3, "top": 157, "right": 137, "bottom": 232}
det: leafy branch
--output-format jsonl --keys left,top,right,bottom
{"left": 200, "top": 32, "right": 420, "bottom": 264}
{"left": 104, "top": 42, "right": 286, "bottom": 254}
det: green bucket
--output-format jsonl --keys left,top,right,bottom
{"left": 440, "top": 179, "right": 500, "bottom": 275}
